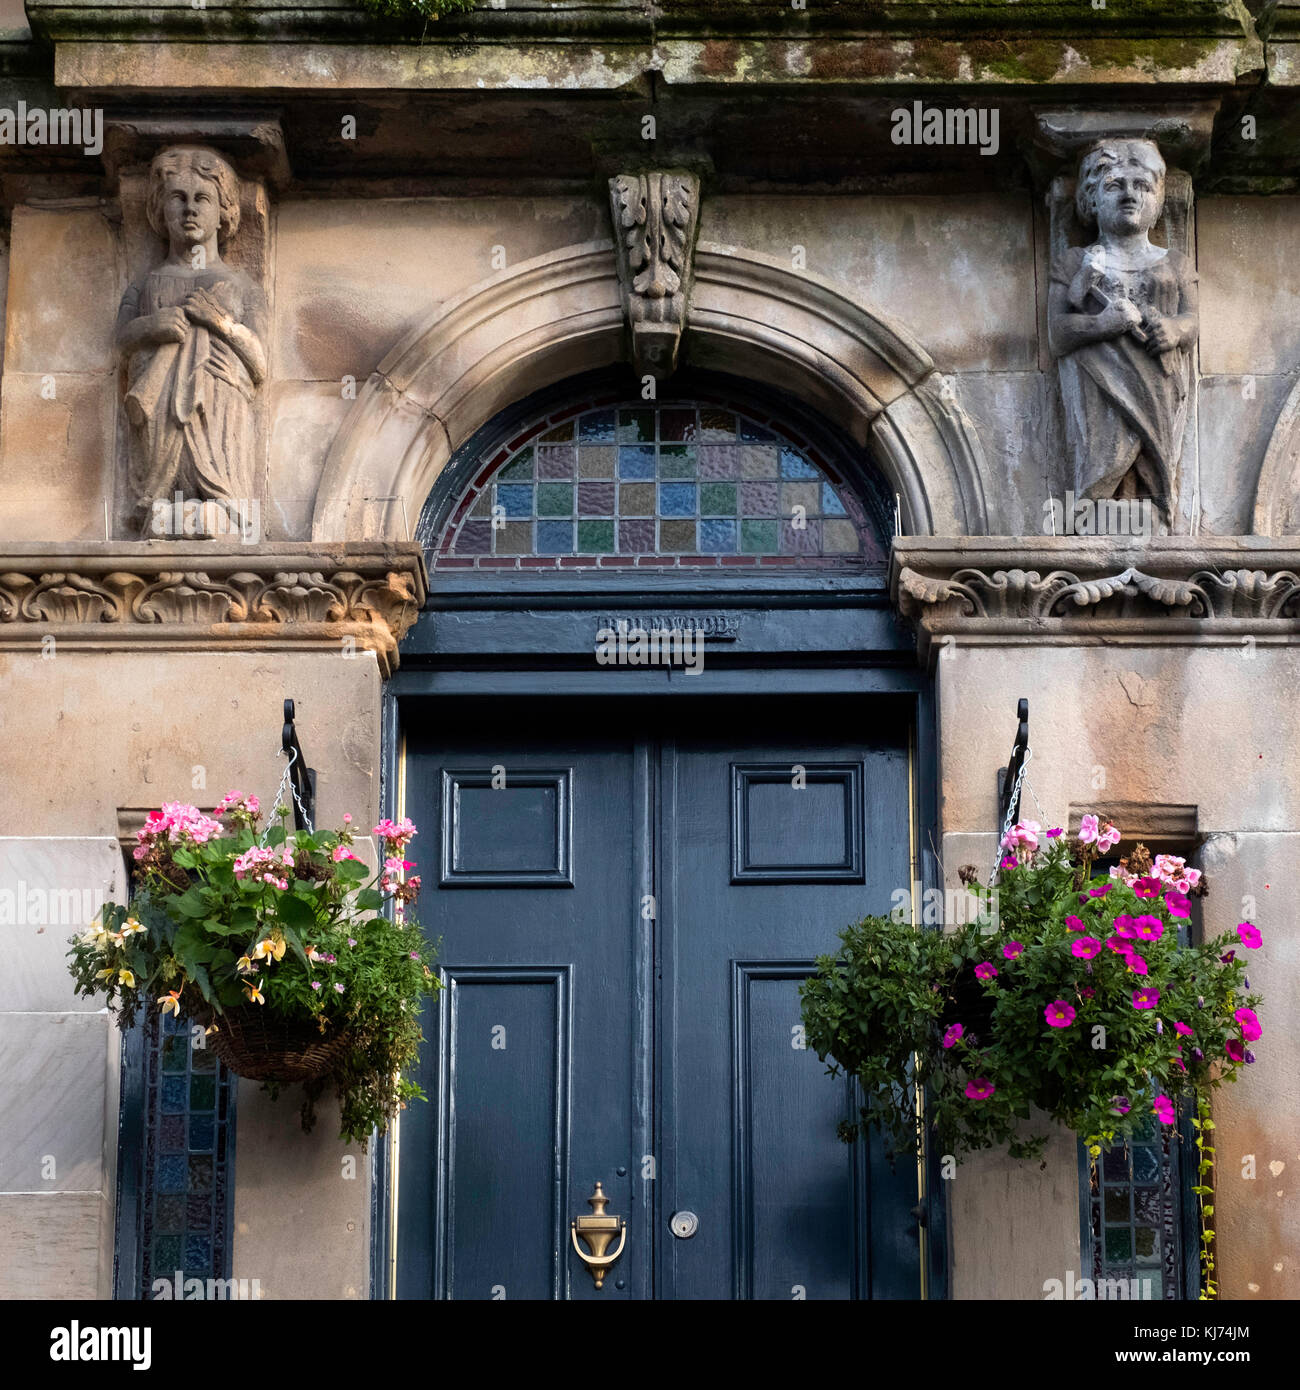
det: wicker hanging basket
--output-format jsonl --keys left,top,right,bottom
{"left": 194, "top": 1004, "right": 351, "bottom": 1083}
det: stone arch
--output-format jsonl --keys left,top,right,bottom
{"left": 1252, "top": 375, "right": 1300, "bottom": 535}
{"left": 310, "top": 239, "right": 989, "bottom": 541}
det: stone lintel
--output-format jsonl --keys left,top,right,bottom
{"left": 0, "top": 541, "right": 428, "bottom": 678}
{"left": 890, "top": 536, "right": 1300, "bottom": 662}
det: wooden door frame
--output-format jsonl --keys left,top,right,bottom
{"left": 374, "top": 572, "right": 948, "bottom": 1300}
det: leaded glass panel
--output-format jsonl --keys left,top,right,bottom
{"left": 434, "top": 399, "right": 886, "bottom": 569}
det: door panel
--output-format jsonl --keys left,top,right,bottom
{"left": 398, "top": 698, "right": 921, "bottom": 1300}
{"left": 660, "top": 706, "right": 921, "bottom": 1300}
{"left": 399, "top": 722, "right": 644, "bottom": 1300}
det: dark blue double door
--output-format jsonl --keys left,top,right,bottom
{"left": 397, "top": 696, "right": 921, "bottom": 1299}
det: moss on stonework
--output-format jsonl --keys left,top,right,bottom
{"left": 359, "top": 0, "right": 477, "bottom": 23}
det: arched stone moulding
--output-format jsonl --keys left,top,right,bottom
{"left": 310, "top": 239, "right": 990, "bottom": 542}
{"left": 1252, "top": 374, "right": 1300, "bottom": 536}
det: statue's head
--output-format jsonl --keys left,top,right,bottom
{"left": 1075, "top": 138, "right": 1166, "bottom": 239}
{"left": 146, "top": 146, "right": 242, "bottom": 251}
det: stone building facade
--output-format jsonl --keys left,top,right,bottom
{"left": 0, "top": 0, "right": 1296, "bottom": 1300}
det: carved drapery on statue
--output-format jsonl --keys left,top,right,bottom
{"left": 1047, "top": 139, "right": 1200, "bottom": 531}
{"left": 116, "top": 146, "right": 268, "bottom": 538}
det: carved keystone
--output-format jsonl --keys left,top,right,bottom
{"left": 608, "top": 171, "right": 700, "bottom": 380}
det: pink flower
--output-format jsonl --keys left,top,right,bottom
{"left": 310, "top": 980, "right": 321, "bottom": 991}
{"left": 1164, "top": 890, "right": 1191, "bottom": 919}
{"left": 373, "top": 816, "right": 417, "bottom": 852}
{"left": 1234, "top": 1007, "right": 1262, "bottom": 1042}
{"left": 1174, "top": 1021, "right": 1194, "bottom": 1037}
{"left": 1131, "top": 987, "right": 1159, "bottom": 1010}
{"left": 1097, "top": 823, "right": 1121, "bottom": 852}
{"left": 1237, "top": 922, "right": 1262, "bottom": 949}
{"left": 1225, "top": 1038, "right": 1245, "bottom": 1062}
{"left": 342, "top": 813, "right": 352, "bottom": 824}
{"left": 1079, "top": 814, "right": 1100, "bottom": 845}
{"left": 331, "top": 844, "right": 356, "bottom": 862}
{"left": 1133, "top": 876, "right": 1162, "bottom": 899}
{"left": 1088, "top": 884, "right": 1112, "bottom": 898}
{"left": 1065, "top": 914, "right": 1085, "bottom": 932}
{"left": 974, "top": 962, "right": 998, "bottom": 982}
{"left": 1002, "top": 941, "right": 1024, "bottom": 960}
{"left": 964, "top": 1078, "right": 995, "bottom": 1100}
{"left": 942, "top": 1024, "right": 964, "bottom": 1049}
{"left": 1044, "top": 1001, "right": 1076, "bottom": 1028}
{"left": 1071, "top": 937, "right": 1101, "bottom": 959}
{"left": 333, "top": 982, "right": 345, "bottom": 994}
{"left": 347, "top": 937, "right": 357, "bottom": 947}
{"left": 1153, "top": 1095, "right": 1175, "bottom": 1125}
{"left": 1130, "top": 915, "right": 1164, "bottom": 941}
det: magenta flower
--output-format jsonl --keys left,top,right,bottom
{"left": 1044, "top": 1001, "right": 1076, "bottom": 1028}
{"left": 1065, "top": 914, "right": 1085, "bottom": 932}
{"left": 1164, "top": 890, "right": 1191, "bottom": 919}
{"left": 1153, "top": 1095, "right": 1175, "bottom": 1125}
{"left": 1047, "top": 827, "right": 1063, "bottom": 839}
{"left": 975, "top": 962, "right": 998, "bottom": 982}
{"left": 1081, "top": 986, "right": 1096, "bottom": 999}
{"left": 1112, "top": 914, "right": 1136, "bottom": 938}
{"left": 1132, "top": 987, "right": 1159, "bottom": 1010}
{"left": 1174, "top": 1021, "right": 1194, "bottom": 1037}
{"left": 1225, "top": 1038, "right": 1245, "bottom": 1062}
{"left": 999, "top": 855, "right": 1017, "bottom": 869}
{"left": 1002, "top": 941, "right": 1024, "bottom": 960}
{"left": 1133, "top": 876, "right": 1162, "bottom": 899}
{"left": 1112, "top": 1096, "right": 1131, "bottom": 1115}
{"left": 1220, "top": 949, "right": 1236, "bottom": 964}
{"left": 964, "top": 1078, "right": 995, "bottom": 1100}
{"left": 1234, "top": 1007, "right": 1262, "bottom": 1042}
{"left": 1237, "top": 922, "right": 1262, "bottom": 949}
{"left": 1106, "top": 935, "right": 1133, "bottom": 955}
{"left": 942, "top": 1024, "right": 964, "bottom": 1049}
{"left": 1131, "top": 915, "right": 1164, "bottom": 941}
{"left": 1071, "top": 936, "right": 1101, "bottom": 959}
{"left": 1088, "top": 884, "right": 1112, "bottom": 898}
{"left": 1125, "top": 953, "right": 1149, "bottom": 977}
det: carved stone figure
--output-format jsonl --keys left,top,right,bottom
{"left": 1048, "top": 139, "right": 1199, "bottom": 529}
{"left": 116, "top": 146, "right": 268, "bottom": 537}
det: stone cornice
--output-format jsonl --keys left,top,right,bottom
{"left": 0, "top": 542, "right": 427, "bottom": 677}
{"left": 891, "top": 537, "right": 1300, "bottom": 661}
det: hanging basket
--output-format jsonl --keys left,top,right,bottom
{"left": 194, "top": 1004, "right": 350, "bottom": 1083}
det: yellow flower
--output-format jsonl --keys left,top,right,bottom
{"left": 118, "top": 969, "right": 135, "bottom": 988}
{"left": 244, "top": 977, "right": 265, "bottom": 1006}
{"left": 157, "top": 990, "right": 182, "bottom": 1017}
{"left": 236, "top": 955, "right": 254, "bottom": 974}
{"left": 81, "top": 924, "right": 112, "bottom": 951}
{"left": 251, "top": 935, "right": 285, "bottom": 963}
{"left": 120, "top": 917, "right": 147, "bottom": 937}
{"left": 95, "top": 966, "right": 115, "bottom": 981}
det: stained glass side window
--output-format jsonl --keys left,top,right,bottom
{"left": 433, "top": 400, "right": 886, "bottom": 569}
{"left": 1082, "top": 853, "right": 1198, "bottom": 1300}
{"left": 119, "top": 1003, "right": 237, "bottom": 1298}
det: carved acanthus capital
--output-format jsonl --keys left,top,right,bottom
{"left": 609, "top": 170, "right": 701, "bottom": 379}
{"left": 890, "top": 539, "right": 1300, "bottom": 661}
{"left": 0, "top": 543, "right": 427, "bottom": 677}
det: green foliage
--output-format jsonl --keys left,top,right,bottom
{"left": 67, "top": 809, "right": 439, "bottom": 1147}
{"left": 800, "top": 833, "right": 1264, "bottom": 1166}
{"left": 358, "top": 0, "right": 479, "bottom": 23}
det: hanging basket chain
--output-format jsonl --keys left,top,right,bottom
{"left": 260, "top": 745, "right": 314, "bottom": 846}
{"left": 990, "top": 747, "right": 1032, "bottom": 885}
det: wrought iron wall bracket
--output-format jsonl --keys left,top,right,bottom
{"left": 997, "top": 698, "right": 1029, "bottom": 830}
{"left": 281, "top": 698, "right": 317, "bottom": 832}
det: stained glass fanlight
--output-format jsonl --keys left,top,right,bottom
{"left": 431, "top": 398, "right": 887, "bottom": 570}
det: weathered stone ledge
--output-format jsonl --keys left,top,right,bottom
{"left": 0, "top": 541, "right": 428, "bottom": 676}
{"left": 890, "top": 536, "right": 1300, "bottom": 659}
